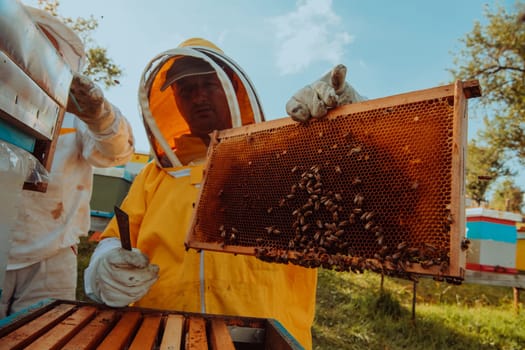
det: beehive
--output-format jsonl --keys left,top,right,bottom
{"left": 186, "top": 80, "right": 481, "bottom": 282}
{"left": 0, "top": 0, "right": 72, "bottom": 192}
{"left": 0, "top": 300, "right": 302, "bottom": 350}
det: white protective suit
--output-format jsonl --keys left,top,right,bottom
{"left": 0, "top": 7, "right": 134, "bottom": 317}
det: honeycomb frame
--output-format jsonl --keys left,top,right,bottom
{"left": 186, "top": 80, "right": 481, "bottom": 281}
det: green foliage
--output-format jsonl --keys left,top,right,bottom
{"left": 450, "top": 1, "right": 525, "bottom": 156}
{"left": 36, "top": 0, "right": 122, "bottom": 88}
{"left": 466, "top": 139, "right": 511, "bottom": 205}
{"left": 491, "top": 178, "right": 525, "bottom": 212}
{"left": 450, "top": 1, "right": 525, "bottom": 207}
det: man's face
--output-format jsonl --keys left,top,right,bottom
{"left": 171, "top": 73, "right": 232, "bottom": 141}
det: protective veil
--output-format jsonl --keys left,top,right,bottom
{"left": 97, "top": 38, "right": 317, "bottom": 349}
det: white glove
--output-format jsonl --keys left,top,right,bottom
{"left": 66, "top": 73, "right": 116, "bottom": 133}
{"left": 286, "top": 64, "right": 365, "bottom": 123}
{"left": 86, "top": 243, "right": 159, "bottom": 307}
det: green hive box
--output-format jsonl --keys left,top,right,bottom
{"left": 90, "top": 167, "right": 132, "bottom": 231}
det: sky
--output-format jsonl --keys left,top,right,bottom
{"left": 21, "top": 0, "right": 523, "bottom": 192}
{"left": 22, "top": 0, "right": 519, "bottom": 152}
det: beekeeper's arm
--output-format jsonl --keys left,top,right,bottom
{"left": 286, "top": 64, "right": 366, "bottom": 123}
{"left": 67, "top": 73, "right": 134, "bottom": 167}
{"left": 84, "top": 237, "right": 159, "bottom": 307}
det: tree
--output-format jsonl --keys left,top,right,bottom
{"left": 449, "top": 2, "right": 524, "bottom": 207}
{"left": 450, "top": 1, "right": 525, "bottom": 164}
{"left": 490, "top": 178, "right": 524, "bottom": 213}
{"left": 466, "top": 139, "right": 512, "bottom": 206}
{"left": 36, "top": 0, "right": 122, "bottom": 88}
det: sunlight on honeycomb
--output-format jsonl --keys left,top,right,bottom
{"left": 190, "top": 96, "right": 460, "bottom": 279}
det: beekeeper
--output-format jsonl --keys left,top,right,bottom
{"left": 0, "top": 7, "right": 134, "bottom": 318}
{"left": 84, "top": 37, "right": 362, "bottom": 349}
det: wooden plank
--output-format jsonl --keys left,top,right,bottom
{"left": 62, "top": 310, "right": 119, "bottom": 350}
{"left": 24, "top": 306, "right": 97, "bottom": 350}
{"left": 209, "top": 319, "right": 235, "bottom": 350}
{"left": 185, "top": 317, "right": 208, "bottom": 350}
{"left": 129, "top": 314, "right": 162, "bottom": 350}
{"left": 159, "top": 314, "right": 184, "bottom": 350}
{"left": 0, "top": 303, "right": 76, "bottom": 350}
{"left": 450, "top": 80, "right": 468, "bottom": 279}
{"left": 217, "top": 80, "right": 479, "bottom": 141}
{"left": 97, "top": 311, "right": 142, "bottom": 350}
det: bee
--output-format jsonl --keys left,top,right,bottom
{"left": 440, "top": 261, "right": 449, "bottom": 273}
{"left": 338, "top": 220, "right": 349, "bottom": 227}
{"left": 267, "top": 207, "right": 273, "bottom": 214}
{"left": 349, "top": 146, "right": 361, "bottom": 154}
{"left": 420, "top": 260, "right": 434, "bottom": 269}
{"left": 397, "top": 241, "right": 408, "bottom": 251}
{"left": 353, "top": 208, "right": 363, "bottom": 215}
{"left": 354, "top": 194, "right": 364, "bottom": 206}
{"left": 335, "top": 165, "right": 342, "bottom": 174}
{"left": 461, "top": 238, "right": 471, "bottom": 251}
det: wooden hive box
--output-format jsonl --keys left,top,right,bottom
{"left": 0, "top": 299, "right": 303, "bottom": 350}
{"left": 0, "top": 0, "right": 73, "bottom": 192}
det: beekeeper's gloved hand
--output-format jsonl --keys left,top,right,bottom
{"left": 286, "top": 64, "right": 365, "bottom": 123}
{"left": 66, "top": 73, "right": 116, "bottom": 133}
{"left": 84, "top": 238, "right": 159, "bottom": 307}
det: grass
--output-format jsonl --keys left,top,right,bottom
{"left": 76, "top": 234, "right": 525, "bottom": 349}
{"left": 313, "top": 269, "right": 525, "bottom": 350}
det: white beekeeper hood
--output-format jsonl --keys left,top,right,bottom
{"left": 25, "top": 6, "right": 86, "bottom": 72}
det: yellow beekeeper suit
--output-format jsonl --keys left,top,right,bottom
{"left": 97, "top": 38, "right": 318, "bottom": 349}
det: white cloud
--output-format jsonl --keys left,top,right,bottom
{"left": 269, "top": 0, "right": 354, "bottom": 75}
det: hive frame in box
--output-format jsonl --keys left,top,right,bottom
{"left": 0, "top": 0, "right": 73, "bottom": 192}
{"left": 0, "top": 299, "right": 303, "bottom": 350}
{"left": 186, "top": 80, "right": 481, "bottom": 283}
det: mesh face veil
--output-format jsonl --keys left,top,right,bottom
{"left": 138, "top": 40, "right": 264, "bottom": 167}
